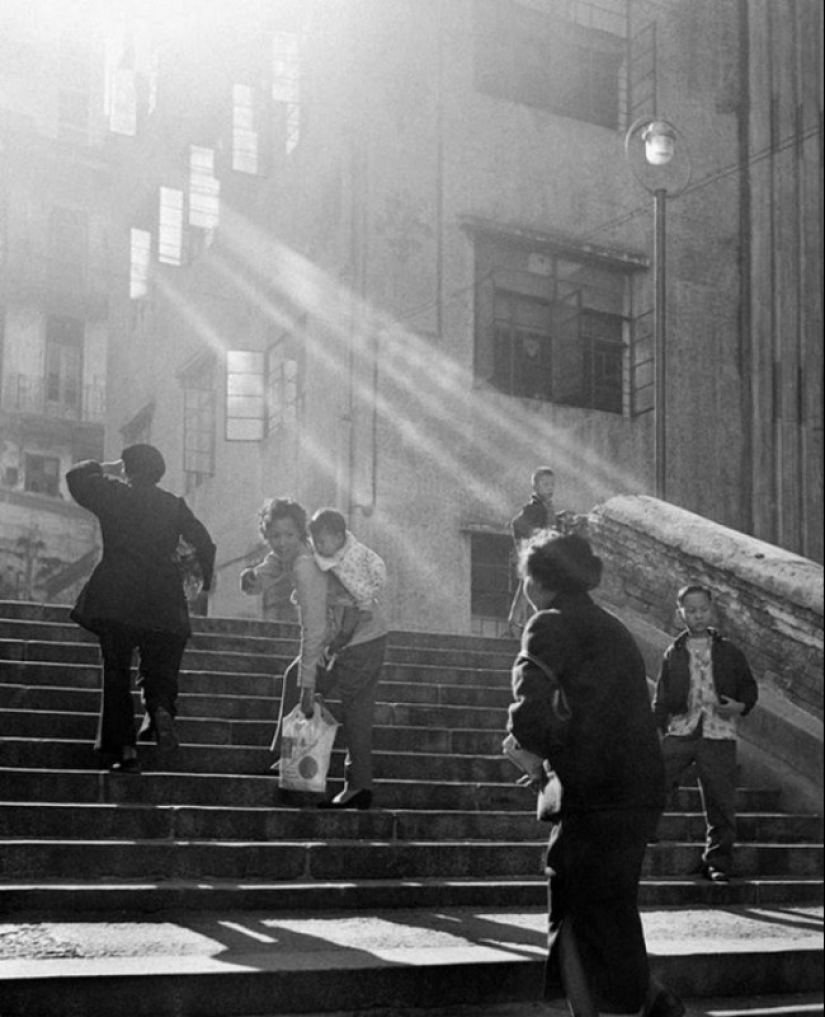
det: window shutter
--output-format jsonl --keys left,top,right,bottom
{"left": 630, "top": 308, "right": 654, "bottom": 416}
{"left": 551, "top": 289, "right": 582, "bottom": 405}
{"left": 474, "top": 272, "right": 496, "bottom": 384}
{"left": 627, "top": 19, "right": 657, "bottom": 125}
{"left": 226, "top": 350, "right": 265, "bottom": 441}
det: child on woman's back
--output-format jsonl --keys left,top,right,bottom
{"left": 308, "top": 508, "right": 386, "bottom": 661}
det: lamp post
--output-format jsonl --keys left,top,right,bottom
{"left": 625, "top": 117, "right": 692, "bottom": 501}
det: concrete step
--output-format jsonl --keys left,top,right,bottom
{"left": 0, "top": 767, "right": 785, "bottom": 813}
{"left": 0, "top": 698, "right": 516, "bottom": 738}
{"left": 0, "top": 657, "right": 511, "bottom": 693}
{"left": 0, "top": 605, "right": 520, "bottom": 655}
{"left": 3, "top": 621, "right": 515, "bottom": 665}
{"left": 0, "top": 737, "right": 523, "bottom": 783}
{"left": 1, "top": 800, "right": 820, "bottom": 846}
{"left": 0, "top": 906, "right": 821, "bottom": 1016}
{"left": 0, "top": 836, "right": 821, "bottom": 882}
{"left": 0, "top": 705, "right": 511, "bottom": 756}
{"left": 251, "top": 997, "right": 825, "bottom": 1017}
{"left": 0, "top": 670, "right": 514, "bottom": 709}
{"left": 1, "top": 874, "right": 821, "bottom": 915}
{"left": 0, "top": 634, "right": 516, "bottom": 672}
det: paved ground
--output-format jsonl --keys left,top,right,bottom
{"left": 1, "top": 904, "right": 821, "bottom": 967}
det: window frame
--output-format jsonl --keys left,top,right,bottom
{"left": 473, "top": 0, "right": 628, "bottom": 131}
{"left": 469, "top": 530, "right": 516, "bottom": 637}
{"left": 473, "top": 233, "right": 632, "bottom": 414}
{"left": 181, "top": 355, "right": 217, "bottom": 491}
{"left": 24, "top": 453, "right": 61, "bottom": 497}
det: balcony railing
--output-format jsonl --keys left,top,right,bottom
{"left": 1, "top": 374, "right": 106, "bottom": 423}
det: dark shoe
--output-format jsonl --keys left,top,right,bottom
{"left": 110, "top": 757, "right": 141, "bottom": 774}
{"left": 318, "top": 789, "right": 373, "bottom": 810}
{"left": 646, "top": 985, "right": 686, "bottom": 1017}
{"left": 154, "top": 707, "right": 179, "bottom": 750}
{"left": 702, "top": 864, "right": 731, "bottom": 883}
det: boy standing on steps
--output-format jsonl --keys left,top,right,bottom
{"left": 507, "top": 466, "right": 557, "bottom": 637}
{"left": 652, "top": 584, "right": 758, "bottom": 883}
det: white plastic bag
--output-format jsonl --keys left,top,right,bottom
{"left": 279, "top": 702, "right": 339, "bottom": 793}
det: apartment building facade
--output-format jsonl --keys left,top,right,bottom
{"left": 96, "top": 0, "right": 821, "bottom": 634}
{"left": 0, "top": 8, "right": 114, "bottom": 600}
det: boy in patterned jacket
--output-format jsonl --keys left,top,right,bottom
{"left": 652, "top": 583, "right": 758, "bottom": 883}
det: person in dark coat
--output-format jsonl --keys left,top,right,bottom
{"left": 507, "top": 533, "right": 683, "bottom": 1017}
{"left": 66, "top": 444, "right": 216, "bottom": 772}
{"left": 507, "top": 467, "right": 556, "bottom": 636}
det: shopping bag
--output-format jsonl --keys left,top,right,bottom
{"left": 536, "top": 761, "right": 564, "bottom": 821}
{"left": 279, "top": 702, "right": 339, "bottom": 794}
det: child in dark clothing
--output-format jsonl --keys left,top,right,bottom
{"left": 507, "top": 467, "right": 557, "bottom": 636}
{"left": 652, "top": 584, "right": 758, "bottom": 882}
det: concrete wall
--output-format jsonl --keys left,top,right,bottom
{"left": 206, "top": 0, "right": 746, "bottom": 633}
{"left": 746, "top": 0, "right": 823, "bottom": 563}
{"left": 582, "top": 494, "right": 824, "bottom": 811}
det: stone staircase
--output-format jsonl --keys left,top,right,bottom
{"left": 0, "top": 601, "right": 822, "bottom": 1017}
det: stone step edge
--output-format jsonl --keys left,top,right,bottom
{"left": 0, "top": 766, "right": 783, "bottom": 794}
{"left": 0, "top": 907, "right": 821, "bottom": 1005}
{"left": 241, "top": 997, "right": 825, "bottom": 1017}
{"left": 2, "top": 801, "right": 805, "bottom": 820}
{"left": 3, "top": 837, "right": 823, "bottom": 851}
{"left": 1, "top": 876, "right": 822, "bottom": 893}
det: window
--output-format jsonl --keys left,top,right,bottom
{"left": 232, "top": 84, "right": 260, "bottom": 174}
{"left": 104, "top": 30, "right": 160, "bottom": 135}
{"left": 226, "top": 351, "right": 265, "bottom": 441}
{"left": 121, "top": 402, "right": 154, "bottom": 447}
{"left": 473, "top": 0, "right": 626, "bottom": 130}
{"left": 266, "top": 333, "right": 299, "bottom": 432}
{"left": 474, "top": 234, "right": 628, "bottom": 413}
{"left": 470, "top": 532, "right": 514, "bottom": 637}
{"left": 158, "top": 187, "right": 184, "bottom": 265}
{"left": 58, "top": 38, "right": 91, "bottom": 141}
{"left": 49, "top": 208, "right": 88, "bottom": 292}
{"left": 181, "top": 357, "right": 216, "bottom": 491}
{"left": 189, "top": 146, "right": 220, "bottom": 232}
{"left": 129, "top": 228, "right": 151, "bottom": 298}
{"left": 45, "top": 317, "right": 83, "bottom": 419}
{"left": 24, "top": 454, "right": 60, "bottom": 497}
{"left": 272, "top": 32, "right": 301, "bottom": 154}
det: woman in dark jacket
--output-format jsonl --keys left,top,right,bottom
{"left": 507, "top": 533, "right": 682, "bottom": 1017}
{"left": 67, "top": 444, "right": 216, "bottom": 772}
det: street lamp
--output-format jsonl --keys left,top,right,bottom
{"left": 625, "top": 117, "right": 692, "bottom": 501}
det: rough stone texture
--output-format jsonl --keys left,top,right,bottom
{"left": 581, "top": 495, "right": 823, "bottom": 722}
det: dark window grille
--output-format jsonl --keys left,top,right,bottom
{"left": 24, "top": 454, "right": 60, "bottom": 497}
{"left": 473, "top": 0, "right": 626, "bottom": 130}
{"left": 470, "top": 533, "right": 514, "bottom": 621}
{"left": 182, "top": 358, "right": 216, "bottom": 491}
{"left": 474, "top": 241, "right": 627, "bottom": 414}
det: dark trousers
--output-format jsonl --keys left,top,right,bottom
{"left": 271, "top": 637, "right": 386, "bottom": 791}
{"left": 545, "top": 809, "right": 657, "bottom": 1011}
{"left": 661, "top": 729, "right": 737, "bottom": 873}
{"left": 96, "top": 623, "right": 187, "bottom": 757}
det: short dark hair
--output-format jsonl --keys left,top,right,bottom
{"left": 520, "top": 532, "right": 602, "bottom": 593}
{"left": 677, "top": 583, "right": 713, "bottom": 605}
{"left": 257, "top": 497, "right": 308, "bottom": 541}
{"left": 121, "top": 443, "right": 165, "bottom": 485}
{"left": 531, "top": 466, "right": 554, "bottom": 487}
{"left": 309, "top": 507, "right": 347, "bottom": 540}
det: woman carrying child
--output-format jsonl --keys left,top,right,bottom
{"left": 240, "top": 499, "right": 387, "bottom": 810}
